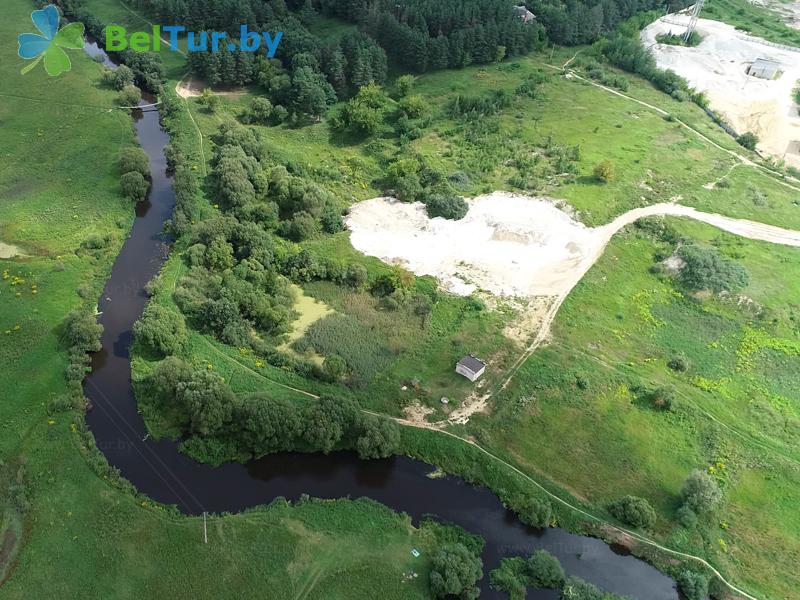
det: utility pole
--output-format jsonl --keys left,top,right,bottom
{"left": 203, "top": 512, "right": 208, "bottom": 544}
{"left": 683, "top": 0, "right": 706, "bottom": 43}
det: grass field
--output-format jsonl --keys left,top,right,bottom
{"left": 702, "top": 0, "right": 800, "bottom": 47}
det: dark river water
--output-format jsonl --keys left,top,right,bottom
{"left": 79, "top": 38, "right": 680, "bottom": 600}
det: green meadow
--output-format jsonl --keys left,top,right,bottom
{"left": 4, "top": 0, "right": 800, "bottom": 597}
{"left": 0, "top": 0, "right": 453, "bottom": 596}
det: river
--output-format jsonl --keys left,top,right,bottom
{"left": 79, "top": 38, "right": 679, "bottom": 600}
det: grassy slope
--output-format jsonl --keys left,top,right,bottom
{"left": 702, "top": 0, "right": 800, "bottom": 47}
{"left": 0, "top": 1, "right": 448, "bottom": 597}
{"left": 480, "top": 218, "right": 800, "bottom": 599}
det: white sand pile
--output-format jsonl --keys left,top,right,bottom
{"left": 641, "top": 14, "right": 800, "bottom": 168}
{"left": 0, "top": 242, "right": 22, "bottom": 258}
{"left": 347, "top": 193, "right": 800, "bottom": 300}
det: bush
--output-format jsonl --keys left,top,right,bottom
{"left": 515, "top": 496, "right": 552, "bottom": 527}
{"left": 593, "top": 160, "right": 615, "bottom": 183}
{"left": 608, "top": 495, "right": 657, "bottom": 528}
{"left": 525, "top": 550, "right": 565, "bottom": 588}
{"left": 489, "top": 558, "right": 527, "bottom": 600}
{"left": 676, "top": 570, "right": 710, "bottom": 600}
{"left": 429, "top": 543, "right": 483, "bottom": 599}
{"left": 680, "top": 470, "right": 722, "bottom": 514}
{"left": 119, "top": 146, "right": 150, "bottom": 178}
{"left": 355, "top": 415, "right": 400, "bottom": 459}
{"left": 667, "top": 355, "right": 689, "bottom": 372}
{"left": 133, "top": 304, "right": 187, "bottom": 356}
{"left": 736, "top": 131, "right": 759, "bottom": 151}
{"left": 677, "top": 244, "right": 749, "bottom": 293}
{"left": 63, "top": 309, "right": 103, "bottom": 353}
{"left": 120, "top": 171, "right": 150, "bottom": 202}
{"left": 101, "top": 64, "right": 134, "bottom": 90}
{"left": 119, "top": 84, "right": 142, "bottom": 106}
{"left": 676, "top": 505, "right": 698, "bottom": 528}
{"left": 426, "top": 193, "right": 468, "bottom": 220}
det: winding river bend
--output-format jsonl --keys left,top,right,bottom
{"left": 80, "top": 40, "right": 680, "bottom": 599}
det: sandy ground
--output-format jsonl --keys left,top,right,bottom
{"left": 641, "top": 14, "right": 800, "bottom": 168}
{"left": 0, "top": 242, "right": 22, "bottom": 258}
{"left": 175, "top": 76, "right": 246, "bottom": 99}
{"left": 347, "top": 193, "right": 800, "bottom": 301}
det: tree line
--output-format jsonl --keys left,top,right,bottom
{"left": 146, "top": 356, "right": 400, "bottom": 464}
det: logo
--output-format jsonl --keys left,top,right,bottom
{"left": 106, "top": 25, "right": 283, "bottom": 58}
{"left": 18, "top": 5, "right": 85, "bottom": 76}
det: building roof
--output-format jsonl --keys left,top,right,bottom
{"left": 458, "top": 356, "right": 486, "bottom": 372}
{"left": 752, "top": 58, "right": 780, "bottom": 68}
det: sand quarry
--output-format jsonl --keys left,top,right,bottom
{"left": 347, "top": 192, "right": 800, "bottom": 302}
{"left": 641, "top": 13, "right": 800, "bottom": 168}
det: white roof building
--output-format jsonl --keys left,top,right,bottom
{"left": 747, "top": 58, "right": 781, "bottom": 80}
{"left": 456, "top": 355, "right": 486, "bottom": 382}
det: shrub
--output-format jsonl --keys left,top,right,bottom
{"left": 101, "top": 64, "right": 134, "bottom": 90}
{"left": 119, "top": 84, "right": 142, "bottom": 106}
{"left": 429, "top": 543, "right": 483, "bottom": 600}
{"left": 593, "top": 160, "right": 615, "bottom": 183}
{"left": 676, "top": 570, "right": 710, "bottom": 600}
{"left": 515, "top": 496, "right": 552, "bottom": 527}
{"left": 63, "top": 310, "right": 103, "bottom": 353}
{"left": 133, "top": 304, "right": 187, "bottom": 356}
{"left": 608, "top": 495, "right": 657, "bottom": 528}
{"left": 677, "top": 244, "right": 749, "bottom": 293}
{"left": 736, "top": 131, "right": 759, "bottom": 151}
{"left": 119, "top": 146, "right": 150, "bottom": 178}
{"left": 120, "top": 171, "right": 149, "bottom": 202}
{"left": 676, "top": 505, "right": 698, "bottom": 528}
{"left": 667, "top": 355, "right": 689, "bottom": 372}
{"left": 489, "top": 558, "right": 527, "bottom": 600}
{"left": 355, "top": 415, "right": 400, "bottom": 459}
{"left": 426, "top": 193, "right": 468, "bottom": 220}
{"left": 525, "top": 550, "right": 565, "bottom": 588}
{"left": 681, "top": 470, "right": 722, "bottom": 514}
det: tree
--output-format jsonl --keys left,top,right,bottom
{"left": 101, "top": 64, "right": 134, "bottom": 90}
{"left": 237, "top": 393, "right": 301, "bottom": 455}
{"left": 148, "top": 356, "right": 194, "bottom": 413}
{"left": 345, "top": 263, "right": 368, "bottom": 289}
{"left": 593, "top": 160, "right": 615, "bottom": 183}
{"left": 525, "top": 550, "right": 565, "bottom": 589}
{"left": 560, "top": 576, "right": 604, "bottom": 600}
{"left": 489, "top": 558, "right": 526, "bottom": 600}
{"left": 205, "top": 237, "right": 235, "bottom": 271}
{"left": 199, "top": 89, "right": 222, "bottom": 113}
{"left": 63, "top": 310, "right": 103, "bottom": 352}
{"left": 429, "top": 543, "right": 483, "bottom": 600}
{"left": 303, "top": 395, "right": 360, "bottom": 453}
{"left": 426, "top": 193, "right": 468, "bottom": 220}
{"left": 119, "top": 84, "right": 142, "bottom": 106}
{"left": 282, "top": 212, "right": 318, "bottom": 242}
{"left": 120, "top": 171, "right": 149, "bottom": 202}
{"left": 677, "top": 244, "right": 749, "bottom": 293}
{"left": 515, "top": 496, "right": 552, "bottom": 527}
{"left": 736, "top": 131, "right": 759, "bottom": 151}
{"left": 241, "top": 97, "right": 273, "bottom": 124}
{"left": 177, "top": 370, "right": 236, "bottom": 436}
{"left": 607, "top": 495, "right": 657, "bottom": 528}
{"left": 133, "top": 304, "right": 187, "bottom": 356}
{"left": 356, "top": 415, "right": 400, "bottom": 459}
{"left": 676, "top": 570, "right": 710, "bottom": 600}
{"left": 323, "top": 354, "right": 348, "bottom": 380}
{"left": 395, "top": 74, "right": 415, "bottom": 97}
{"left": 290, "top": 66, "right": 336, "bottom": 119}
{"left": 119, "top": 147, "right": 150, "bottom": 178}
{"left": 680, "top": 470, "right": 722, "bottom": 514}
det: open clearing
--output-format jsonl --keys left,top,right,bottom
{"left": 642, "top": 13, "right": 800, "bottom": 167}
{"left": 347, "top": 192, "right": 800, "bottom": 301}
{"left": 0, "top": 243, "right": 22, "bottom": 259}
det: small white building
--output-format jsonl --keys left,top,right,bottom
{"left": 513, "top": 5, "right": 536, "bottom": 23}
{"left": 747, "top": 58, "right": 781, "bottom": 80}
{"left": 456, "top": 356, "right": 486, "bottom": 382}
